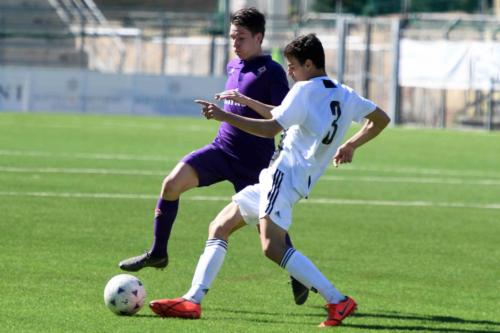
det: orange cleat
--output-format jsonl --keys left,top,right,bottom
{"left": 319, "top": 296, "right": 357, "bottom": 327}
{"left": 150, "top": 297, "right": 201, "bottom": 319}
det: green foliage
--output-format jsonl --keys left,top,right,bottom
{"left": 1, "top": 112, "right": 499, "bottom": 332}
{"left": 313, "top": 0, "right": 484, "bottom": 15}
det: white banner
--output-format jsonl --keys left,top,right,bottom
{"left": 400, "top": 39, "right": 500, "bottom": 90}
{"left": 0, "top": 67, "right": 226, "bottom": 116}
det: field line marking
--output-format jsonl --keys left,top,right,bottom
{"left": 321, "top": 175, "right": 500, "bottom": 186}
{"left": 2, "top": 166, "right": 500, "bottom": 186}
{"left": 330, "top": 165, "right": 500, "bottom": 179}
{"left": 0, "top": 191, "right": 499, "bottom": 210}
{"left": 0, "top": 166, "right": 166, "bottom": 176}
{"left": 0, "top": 121, "right": 215, "bottom": 132}
{"left": 1, "top": 149, "right": 500, "bottom": 179}
{"left": 0, "top": 150, "right": 174, "bottom": 162}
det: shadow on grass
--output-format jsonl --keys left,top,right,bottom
{"left": 133, "top": 313, "right": 160, "bottom": 318}
{"left": 209, "top": 306, "right": 499, "bottom": 332}
{"left": 353, "top": 312, "right": 500, "bottom": 327}
{"left": 344, "top": 323, "right": 499, "bottom": 333}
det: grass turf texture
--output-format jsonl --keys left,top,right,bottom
{"left": 1, "top": 112, "right": 499, "bottom": 333}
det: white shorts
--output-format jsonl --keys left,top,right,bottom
{"left": 232, "top": 167, "right": 301, "bottom": 231}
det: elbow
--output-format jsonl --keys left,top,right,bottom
{"left": 261, "top": 121, "right": 283, "bottom": 138}
{"left": 380, "top": 113, "right": 391, "bottom": 129}
{"left": 374, "top": 109, "right": 391, "bottom": 130}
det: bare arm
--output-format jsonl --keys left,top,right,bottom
{"left": 215, "top": 89, "right": 275, "bottom": 119}
{"left": 333, "top": 107, "right": 390, "bottom": 166}
{"left": 195, "top": 100, "right": 283, "bottom": 138}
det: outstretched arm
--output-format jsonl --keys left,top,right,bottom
{"left": 333, "top": 107, "right": 390, "bottom": 166}
{"left": 215, "top": 89, "right": 275, "bottom": 119}
{"left": 195, "top": 100, "right": 283, "bottom": 138}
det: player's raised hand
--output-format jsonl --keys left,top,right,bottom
{"left": 215, "top": 89, "right": 246, "bottom": 104}
{"left": 333, "top": 143, "right": 355, "bottom": 167}
{"left": 194, "top": 100, "right": 226, "bottom": 121}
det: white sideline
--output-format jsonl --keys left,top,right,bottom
{"left": 0, "top": 166, "right": 165, "bottom": 176}
{"left": 0, "top": 191, "right": 499, "bottom": 210}
{"left": 321, "top": 175, "right": 500, "bottom": 186}
{"left": 0, "top": 121, "right": 214, "bottom": 132}
{"left": 0, "top": 150, "right": 171, "bottom": 162}
{"left": 1, "top": 166, "right": 500, "bottom": 186}
{"left": 1, "top": 149, "right": 500, "bottom": 179}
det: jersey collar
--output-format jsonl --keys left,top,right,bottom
{"left": 239, "top": 54, "right": 271, "bottom": 65}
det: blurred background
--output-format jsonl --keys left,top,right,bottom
{"left": 0, "top": 0, "right": 499, "bottom": 130}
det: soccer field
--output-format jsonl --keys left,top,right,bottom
{"left": 1, "top": 112, "right": 499, "bottom": 333}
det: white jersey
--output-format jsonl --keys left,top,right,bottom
{"left": 270, "top": 76, "right": 377, "bottom": 197}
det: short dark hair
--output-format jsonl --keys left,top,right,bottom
{"left": 284, "top": 33, "right": 325, "bottom": 69}
{"left": 230, "top": 7, "right": 266, "bottom": 37}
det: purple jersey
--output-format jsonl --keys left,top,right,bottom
{"left": 213, "top": 55, "right": 289, "bottom": 170}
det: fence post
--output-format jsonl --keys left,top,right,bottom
{"left": 362, "top": 20, "right": 372, "bottom": 99}
{"left": 440, "top": 90, "right": 447, "bottom": 128}
{"left": 221, "top": 0, "right": 230, "bottom": 76}
{"left": 487, "top": 80, "right": 494, "bottom": 131}
{"left": 209, "top": 34, "right": 216, "bottom": 76}
{"left": 336, "top": 16, "right": 346, "bottom": 83}
{"left": 161, "top": 14, "right": 168, "bottom": 75}
{"left": 389, "top": 18, "right": 401, "bottom": 126}
{"left": 80, "top": 11, "right": 86, "bottom": 69}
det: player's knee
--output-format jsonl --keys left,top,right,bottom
{"left": 261, "top": 245, "right": 272, "bottom": 259}
{"left": 208, "top": 220, "right": 230, "bottom": 240}
{"left": 262, "top": 240, "right": 284, "bottom": 264}
{"left": 161, "top": 176, "right": 183, "bottom": 199}
{"left": 261, "top": 242, "right": 281, "bottom": 264}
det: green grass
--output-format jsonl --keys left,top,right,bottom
{"left": 1, "top": 112, "right": 499, "bottom": 333}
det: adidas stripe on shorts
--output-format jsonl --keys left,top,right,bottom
{"left": 233, "top": 166, "right": 301, "bottom": 231}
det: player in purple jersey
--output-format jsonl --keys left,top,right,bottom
{"left": 118, "top": 7, "right": 310, "bottom": 305}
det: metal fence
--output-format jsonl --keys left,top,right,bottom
{"left": 1, "top": 3, "right": 499, "bottom": 130}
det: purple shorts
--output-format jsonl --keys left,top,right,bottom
{"left": 181, "top": 143, "right": 263, "bottom": 192}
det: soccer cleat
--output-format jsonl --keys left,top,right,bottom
{"left": 149, "top": 298, "right": 201, "bottom": 319}
{"left": 319, "top": 296, "right": 357, "bottom": 327}
{"left": 290, "top": 276, "right": 310, "bottom": 305}
{"left": 118, "top": 251, "right": 168, "bottom": 272}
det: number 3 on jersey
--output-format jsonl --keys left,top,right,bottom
{"left": 322, "top": 101, "right": 342, "bottom": 145}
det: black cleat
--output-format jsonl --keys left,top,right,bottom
{"left": 291, "top": 276, "right": 310, "bottom": 305}
{"left": 119, "top": 252, "right": 168, "bottom": 272}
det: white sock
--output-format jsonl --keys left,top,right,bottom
{"left": 281, "top": 248, "right": 345, "bottom": 304}
{"left": 182, "top": 238, "right": 228, "bottom": 304}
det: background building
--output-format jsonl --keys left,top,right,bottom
{"left": 0, "top": 0, "right": 498, "bottom": 129}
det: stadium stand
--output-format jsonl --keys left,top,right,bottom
{"left": 0, "top": 0, "right": 86, "bottom": 67}
{"left": 94, "top": 0, "right": 217, "bottom": 13}
{"left": 0, "top": 0, "right": 126, "bottom": 71}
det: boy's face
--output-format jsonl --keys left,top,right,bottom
{"left": 286, "top": 56, "right": 309, "bottom": 82}
{"left": 230, "top": 24, "right": 263, "bottom": 60}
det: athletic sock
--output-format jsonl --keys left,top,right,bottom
{"left": 183, "top": 238, "right": 228, "bottom": 304}
{"left": 280, "top": 247, "right": 345, "bottom": 304}
{"left": 149, "top": 198, "right": 179, "bottom": 257}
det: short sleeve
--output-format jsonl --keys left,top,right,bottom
{"left": 342, "top": 84, "right": 377, "bottom": 123}
{"left": 271, "top": 83, "right": 306, "bottom": 129}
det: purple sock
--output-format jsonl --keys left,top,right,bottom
{"left": 149, "top": 198, "right": 179, "bottom": 257}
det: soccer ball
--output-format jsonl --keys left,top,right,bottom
{"left": 104, "top": 274, "right": 146, "bottom": 315}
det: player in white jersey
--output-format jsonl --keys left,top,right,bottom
{"left": 150, "top": 33, "right": 390, "bottom": 327}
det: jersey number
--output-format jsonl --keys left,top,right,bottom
{"left": 322, "top": 101, "right": 342, "bottom": 145}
